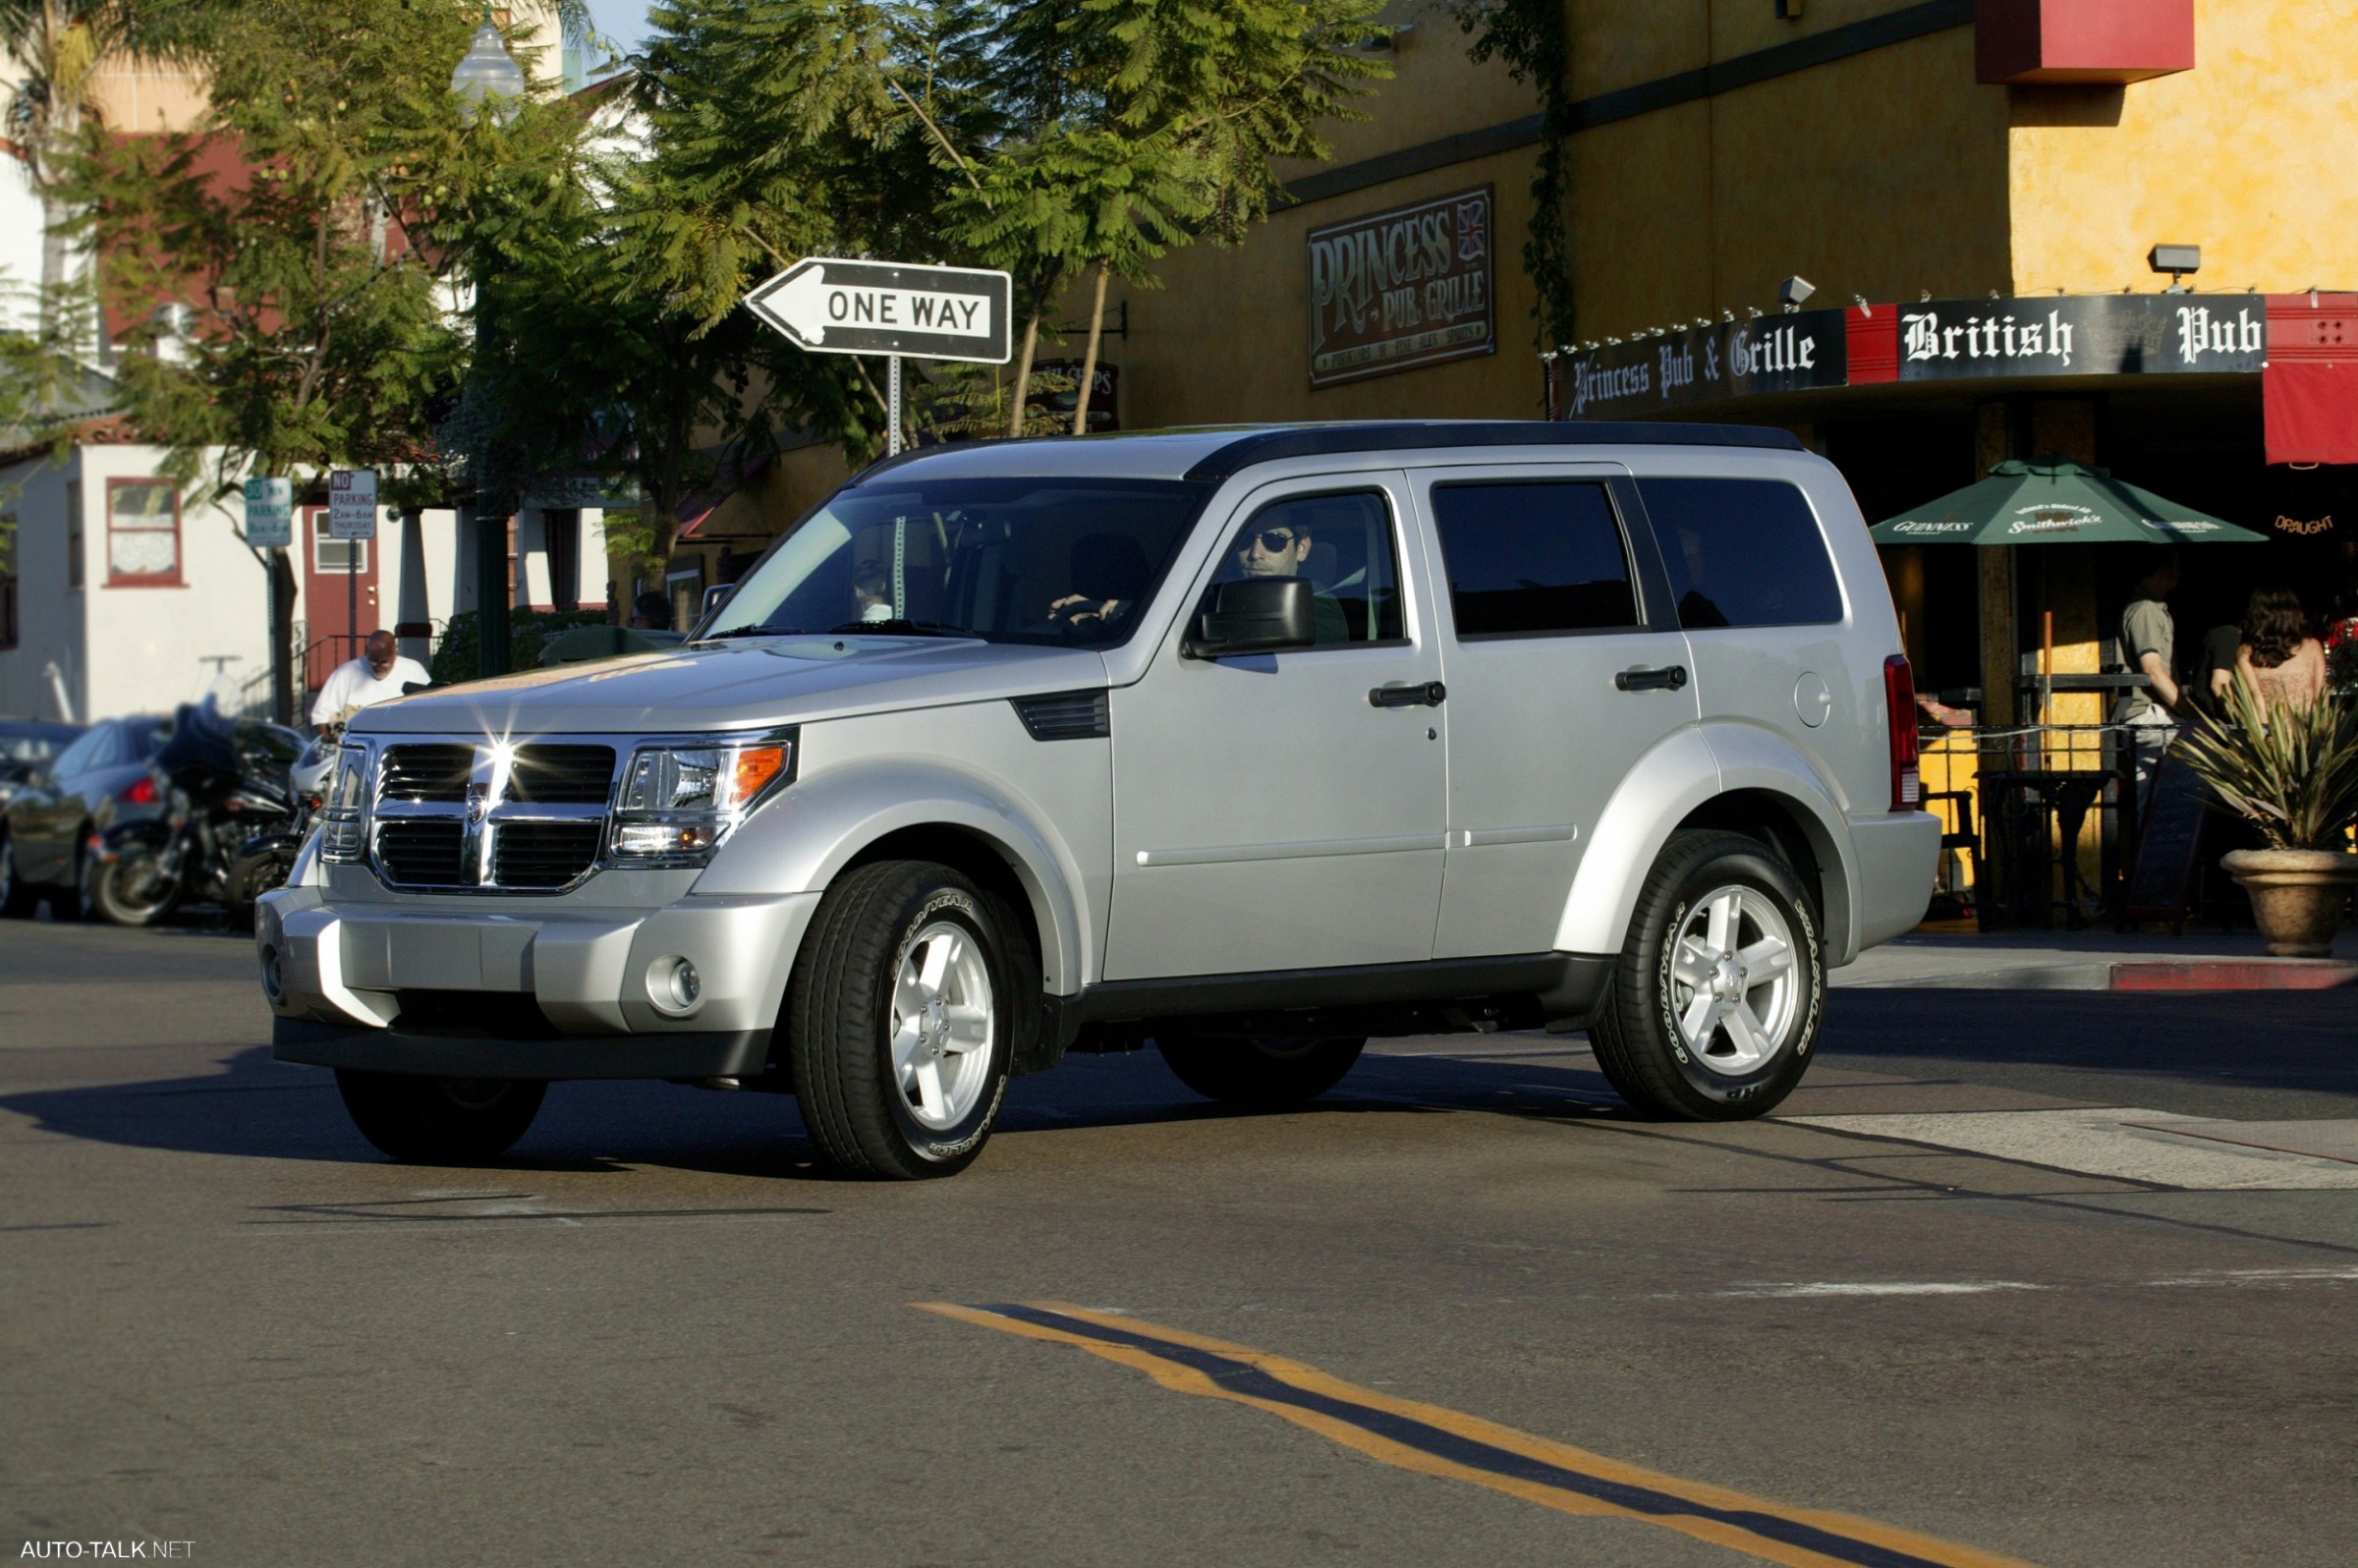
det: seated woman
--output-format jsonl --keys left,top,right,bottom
{"left": 2233, "top": 586, "right": 2328, "bottom": 716}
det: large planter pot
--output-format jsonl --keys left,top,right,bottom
{"left": 2219, "top": 849, "right": 2358, "bottom": 958}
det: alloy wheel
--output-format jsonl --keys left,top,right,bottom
{"left": 888, "top": 920, "right": 995, "bottom": 1130}
{"left": 1667, "top": 884, "right": 1803, "bottom": 1076}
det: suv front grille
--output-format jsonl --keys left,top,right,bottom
{"left": 378, "top": 744, "right": 474, "bottom": 803}
{"left": 366, "top": 738, "right": 619, "bottom": 892}
{"left": 508, "top": 745, "right": 617, "bottom": 804}
{"left": 375, "top": 817, "right": 467, "bottom": 885}
{"left": 493, "top": 822, "right": 606, "bottom": 888}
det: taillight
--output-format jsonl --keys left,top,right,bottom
{"left": 1883, "top": 654, "right": 1921, "bottom": 812}
{"left": 120, "top": 775, "right": 158, "bottom": 806}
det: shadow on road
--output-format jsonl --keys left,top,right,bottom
{"left": 1822, "top": 988, "right": 2358, "bottom": 1117}
{"left": 0, "top": 1038, "right": 1634, "bottom": 1179}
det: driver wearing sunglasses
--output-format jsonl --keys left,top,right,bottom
{"left": 1232, "top": 518, "right": 1349, "bottom": 644}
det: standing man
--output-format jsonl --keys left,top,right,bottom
{"left": 311, "top": 629, "right": 430, "bottom": 733}
{"left": 2116, "top": 551, "right": 2181, "bottom": 812}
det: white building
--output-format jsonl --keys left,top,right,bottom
{"left": 2, "top": 420, "right": 608, "bottom": 724}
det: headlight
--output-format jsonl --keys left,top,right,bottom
{"left": 319, "top": 743, "right": 371, "bottom": 863}
{"left": 610, "top": 732, "right": 795, "bottom": 865}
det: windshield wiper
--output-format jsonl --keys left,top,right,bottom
{"left": 695, "top": 625, "right": 806, "bottom": 642}
{"left": 823, "top": 619, "right": 969, "bottom": 639}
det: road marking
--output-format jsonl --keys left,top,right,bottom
{"left": 917, "top": 1301, "right": 2037, "bottom": 1568}
{"left": 1714, "top": 1281, "right": 2049, "bottom": 1299}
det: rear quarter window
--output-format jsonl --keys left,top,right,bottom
{"left": 1639, "top": 477, "right": 1844, "bottom": 629}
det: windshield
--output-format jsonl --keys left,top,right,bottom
{"left": 700, "top": 476, "right": 1210, "bottom": 646}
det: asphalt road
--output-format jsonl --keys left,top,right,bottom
{"left": 3, "top": 916, "right": 2355, "bottom": 1567}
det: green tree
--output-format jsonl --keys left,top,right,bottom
{"left": 946, "top": 0, "right": 1390, "bottom": 432}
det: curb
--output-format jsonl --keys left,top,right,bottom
{"left": 2109, "top": 960, "right": 2358, "bottom": 992}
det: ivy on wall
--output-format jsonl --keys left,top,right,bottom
{"left": 1451, "top": 1, "right": 1574, "bottom": 355}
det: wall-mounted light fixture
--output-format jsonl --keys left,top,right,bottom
{"left": 1777, "top": 276, "right": 1816, "bottom": 313}
{"left": 2148, "top": 244, "right": 2201, "bottom": 293}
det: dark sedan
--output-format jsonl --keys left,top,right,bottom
{"left": 0, "top": 715, "right": 168, "bottom": 919}
{"left": 0, "top": 720, "right": 85, "bottom": 814}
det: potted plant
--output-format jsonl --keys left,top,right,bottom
{"left": 2174, "top": 676, "right": 2358, "bottom": 957}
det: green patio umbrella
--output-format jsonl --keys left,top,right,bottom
{"left": 1869, "top": 458, "right": 2268, "bottom": 545}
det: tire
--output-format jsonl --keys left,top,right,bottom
{"left": 90, "top": 847, "right": 181, "bottom": 927}
{"left": 1590, "top": 829, "right": 1825, "bottom": 1122}
{"left": 334, "top": 1070, "right": 547, "bottom": 1162}
{"left": 788, "top": 860, "right": 1026, "bottom": 1180}
{"left": 1157, "top": 1036, "right": 1367, "bottom": 1106}
{"left": 0, "top": 834, "right": 37, "bottom": 919}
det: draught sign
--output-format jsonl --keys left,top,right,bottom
{"left": 746, "top": 257, "right": 1013, "bottom": 365}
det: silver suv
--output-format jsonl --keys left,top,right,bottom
{"left": 258, "top": 422, "right": 1937, "bottom": 1178}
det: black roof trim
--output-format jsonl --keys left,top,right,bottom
{"left": 1182, "top": 421, "right": 1802, "bottom": 483}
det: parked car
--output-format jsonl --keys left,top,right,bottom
{"left": 0, "top": 714, "right": 169, "bottom": 919}
{"left": 259, "top": 421, "right": 1937, "bottom": 1178}
{"left": 0, "top": 720, "right": 85, "bottom": 814}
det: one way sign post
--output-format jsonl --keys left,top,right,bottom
{"left": 746, "top": 257, "right": 1013, "bottom": 455}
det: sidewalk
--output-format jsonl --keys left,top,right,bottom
{"left": 1833, "top": 928, "right": 2357, "bottom": 992}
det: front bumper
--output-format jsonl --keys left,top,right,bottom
{"left": 256, "top": 882, "right": 821, "bottom": 1080}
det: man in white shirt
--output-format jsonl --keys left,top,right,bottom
{"left": 310, "top": 630, "right": 430, "bottom": 732}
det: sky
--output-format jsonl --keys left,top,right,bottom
{"left": 581, "top": 0, "right": 659, "bottom": 54}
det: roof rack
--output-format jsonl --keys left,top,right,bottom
{"left": 1182, "top": 420, "right": 1801, "bottom": 482}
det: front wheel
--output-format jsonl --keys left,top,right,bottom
{"left": 1590, "top": 830, "right": 1825, "bottom": 1121}
{"left": 90, "top": 847, "right": 182, "bottom": 926}
{"left": 1157, "top": 1036, "right": 1367, "bottom": 1106}
{"left": 788, "top": 860, "right": 1026, "bottom": 1180}
{"left": 334, "top": 1071, "right": 547, "bottom": 1162}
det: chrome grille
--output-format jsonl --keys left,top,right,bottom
{"left": 377, "top": 744, "right": 474, "bottom": 803}
{"left": 375, "top": 818, "right": 467, "bottom": 885}
{"left": 493, "top": 822, "right": 606, "bottom": 888}
{"left": 509, "top": 745, "right": 617, "bottom": 804}
{"left": 365, "top": 738, "right": 619, "bottom": 892}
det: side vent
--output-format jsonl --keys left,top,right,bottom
{"left": 1012, "top": 690, "right": 1111, "bottom": 742}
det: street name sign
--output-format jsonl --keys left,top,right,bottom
{"left": 327, "top": 469, "right": 378, "bottom": 540}
{"left": 746, "top": 257, "right": 1013, "bottom": 364}
{"left": 243, "top": 476, "right": 293, "bottom": 550}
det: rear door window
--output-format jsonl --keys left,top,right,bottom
{"left": 1639, "top": 477, "right": 1843, "bottom": 629}
{"left": 1428, "top": 480, "right": 1639, "bottom": 638}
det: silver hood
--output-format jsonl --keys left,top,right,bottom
{"left": 350, "top": 636, "right": 1112, "bottom": 736}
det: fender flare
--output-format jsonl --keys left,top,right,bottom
{"left": 693, "top": 760, "right": 1091, "bottom": 995}
{"left": 1550, "top": 724, "right": 1862, "bottom": 962}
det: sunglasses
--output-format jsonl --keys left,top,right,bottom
{"left": 1242, "top": 529, "right": 1300, "bottom": 554}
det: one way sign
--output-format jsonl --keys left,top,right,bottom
{"left": 746, "top": 257, "right": 1013, "bottom": 364}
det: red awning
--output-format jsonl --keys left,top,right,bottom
{"left": 2265, "top": 293, "right": 2358, "bottom": 466}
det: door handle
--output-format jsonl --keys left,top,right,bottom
{"left": 1614, "top": 665, "right": 1688, "bottom": 693}
{"left": 1370, "top": 681, "right": 1446, "bottom": 709}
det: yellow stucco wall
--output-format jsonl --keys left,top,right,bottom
{"left": 2006, "top": 0, "right": 2358, "bottom": 295}
{"left": 1566, "top": 6, "right": 2011, "bottom": 339}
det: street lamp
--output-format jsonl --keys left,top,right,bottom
{"left": 451, "top": 5, "right": 526, "bottom": 124}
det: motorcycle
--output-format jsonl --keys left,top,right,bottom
{"left": 221, "top": 731, "right": 335, "bottom": 926}
{"left": 89, "top": 701, "right": 306, "bottom": 928}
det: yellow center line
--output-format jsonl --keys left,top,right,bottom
{"left": 915, "top": 1300, "right": 2039, "bottom": 1568}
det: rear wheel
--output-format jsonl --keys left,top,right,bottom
{"left": 91, "top": 847, "right": 181, "bottom": 926}
{"left": 334, "top": 1070, "right": 547, "bottom": 1162}
{"left": 1157, "top": 1036, "right": 1366, "bottom": 1107}
{"left": 1590, "top": 829, "right": 1825, "bottom": 1121}
{"left": 788, "top": 860, "right": 1025, "bottom": 1180}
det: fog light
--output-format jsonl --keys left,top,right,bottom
{"left": 259, "top": 943, "right": 283, "bottom": 1001}
{"left": 646, "top": 955, "right": 702, "bottom": 1016}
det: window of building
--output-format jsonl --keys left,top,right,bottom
{"left": 65, "top": 479, "right": 83, "bottom": 590}
{"left": 105, "top": 479, "right": 182, "bottom": 587}
{"left": 0, "top": 518, "right": 17, "bottom": 650}
{"left": 311, "top": 509, "right": 368, "bottom": 575}
{"left": 1429, "top": 481, "right": 1639, "bottom": 637}
{"left": 1204, "top": 491, "right": 1403, "bottom": 646}
{"left": 1640, "top": 477, "right": 1844, "bottom": 630}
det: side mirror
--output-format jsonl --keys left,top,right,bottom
{"left": 400, "top": 681, "right": 434, "bottom": 697}
{"left": 1185, "top": 577, "right": 1318, "bottom": 659}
